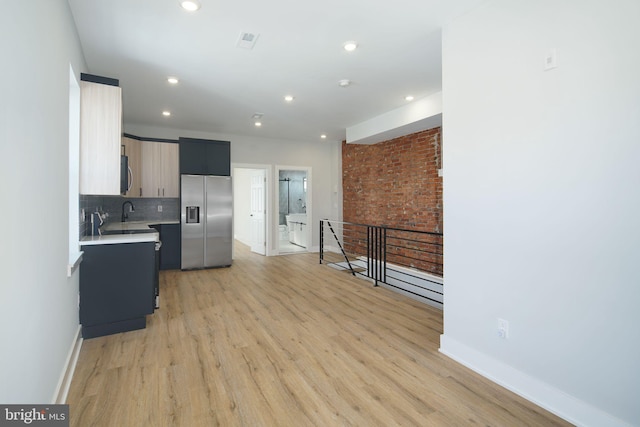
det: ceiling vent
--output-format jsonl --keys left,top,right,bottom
{"left": 237, "top": 32, "right": 259, "bottom": 49}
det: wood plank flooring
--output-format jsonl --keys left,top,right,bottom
{"left": 67, "top": 242, "right": 572, "bottom": 426}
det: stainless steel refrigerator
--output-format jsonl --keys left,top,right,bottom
{"left": 181, "top": 174, "right": 232, "bottom": 269}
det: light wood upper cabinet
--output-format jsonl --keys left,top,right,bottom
{"left": 159, "top": 142, "right": 179, "bottom": 197}
{"left": 139, "top": 141, "right": 179, "bottom": 198}
{"left": 79, "top": 80, "right": 122, "bottom": 195}
{"left": 140, "top": 141, "right": 158, "bottom": 197}
{"left": 121, "top": 136, "right": 141, "bottom": 197}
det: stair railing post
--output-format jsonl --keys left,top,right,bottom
{"left": 320, "top": 220, "right": 324, "bottom": 264}
{"left": 382, "top": 226, "right": 387, "bottom": 283}
{"left": 367, "top": 226, "right": 371, "bottom": 282}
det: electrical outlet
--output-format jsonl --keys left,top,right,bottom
{"left": 157, "top": 205, "right": 163, "bottom": 212}
{"left": 498, "top": 318, "right": 509, "bottom": 339}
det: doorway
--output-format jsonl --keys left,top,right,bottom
{"left": 276, "top": 166, "right": 311, "bottom": 254}
{"left": 232, "top": 165, "right": 270, "bottom": 256}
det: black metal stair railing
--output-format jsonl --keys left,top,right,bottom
{"left": 320, "top": 219, "right": 444, "bottom": 308}
{"left": 321, "top": 220, "right": 357, "bottom": 276}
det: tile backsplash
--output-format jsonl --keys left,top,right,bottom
{"left": 80, "top": 195, "right": 179, "bottom": 237}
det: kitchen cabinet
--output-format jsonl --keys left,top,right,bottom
{"left": 79, "top": 241, "right": 156, "bottom": 338}
{"left": 160, "top": 143, "right": 180, "bottom": 196}
{"left": 150, "top": 223, "right": 181, "bottom": 270}
{"left": 179, "top": 137, "right": 230, "bottom": 176}
{"left": 140, "top": 141, "right": 179, "bottom": 197}
{"left": 121, "top": 136, "right": 141, "bottom": 197}
{"left": 79, "top": 75, "right": 122, "bottom": 195}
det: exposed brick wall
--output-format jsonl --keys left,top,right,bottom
{"left": 342, "top": 127, "right": 442, "bottom": 232}
{"left": 341, "top": 127, "right": 443, "bottom": 275}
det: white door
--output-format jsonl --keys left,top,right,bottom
{"left": 250, "top": 170, "right": 266, "bottom": 254}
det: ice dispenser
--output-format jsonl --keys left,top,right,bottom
{"left": 186, "top": 206, "right": 200, "bottom": 223}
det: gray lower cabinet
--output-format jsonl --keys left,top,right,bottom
{"left": 150, "top": 223, "right": 181, "bottom": 270}
{"left": 80, "top": 241, "right": 156, "bottom": 338}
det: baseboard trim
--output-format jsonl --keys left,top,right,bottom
{"left": 52, "top": 326, "right": 83, "bottom": 404}
{"left": 439, "top": 334, "right": 631, "bottom": 427}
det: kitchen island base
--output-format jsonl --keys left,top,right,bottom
{"left": 79, "top": 239, "right": 157, "bottom": 339}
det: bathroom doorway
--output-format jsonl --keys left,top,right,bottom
{"left": 276, "top": 166, "right": 311, "bottom": 254}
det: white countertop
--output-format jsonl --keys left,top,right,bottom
{"left": 101, "top": 220, "right": 179, "bottom": 232}
{"left": 80, "top": 220, "right": 178, "bottom": 246}
{"left": 80, "top": 233, "right": 159, "bottom": 246}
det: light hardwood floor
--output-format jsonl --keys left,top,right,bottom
{"left": 67, "top": 242, "right": 572, "bottom": 426}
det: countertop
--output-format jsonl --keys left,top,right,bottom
{"left": 80, "top": 220, "right": 179, "bottom": 246}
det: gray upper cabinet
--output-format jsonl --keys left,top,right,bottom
{"left": 79, "top": 75, "right": 122, "bottom": 195}
{"left": 179, "top": 138, "right": 230, "bottom": 176}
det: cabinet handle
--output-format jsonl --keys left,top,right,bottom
{"left": 163, "top": 188, "right": 165, "bottom": 196}
{"left": 157, "top": 188, "right": 160, "bottom": 197}
{"left": 139, "top": 188, "right": 142, "bottom": 197}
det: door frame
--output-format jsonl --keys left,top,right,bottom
{"left": 232, "top": 163, "right": 272, "bottom": 256}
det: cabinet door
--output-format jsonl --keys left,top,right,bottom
{"left": 179, "top": 139, "right": 207, "bottom": 174}
{"left": 179, "top": 138, "right": 230, "bottom": 176}
{"left": 79, "top": 80, "right": 122, "bottom": 195}
{"left": 139, "top": 141, "right": 179, "bottom": 198}
{"left": 140, "top": 141, "right": 160, "bottom": 197}
{"left": 160, "top": 143, "right": 179, "bottom": 197}
{"left": 121, "top": 136, "right": 141, "bottom": 197}
{"left": 205, "top": 141, "right": 231, "bottom": 176}
{"left": 157, "top": 223, "right": 181, "bottom": 270}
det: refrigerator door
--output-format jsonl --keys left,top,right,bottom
{"left": 205, "top": 176, "right": 233, "bottom": 267}
{"left": 181, "top": 175, "right": 205, "bottom": 269}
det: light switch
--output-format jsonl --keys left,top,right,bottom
{"left": 544, "top": 49, "right": 557, "bottom": 71}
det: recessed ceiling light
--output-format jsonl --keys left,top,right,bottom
{"left": 405, "top": 95, "right": 414, "bottom": 101}
{"left": 338, "top": 79, "right": 351, "bottom": 88}
{"left": 162, "top": 111, "right": 171, "bottom": 117}
{"left": 320, "top": 134, "right": 327, "bottom": 139}
{"left": 343, "top": 41, "right": 358, "bottom": 52}
{"left": 284, "top": 95, "right": 294, "bottom": 102}
{"left": 167, "top": 77, "right": 179, "bottom": 84}
{"left": 254, "top": 121, "right": 262, "bottom": 127}
{"left": 179, "top": 0, "right": 201, "bottom": 11}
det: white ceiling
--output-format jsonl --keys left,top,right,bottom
{"left": 68, "top": 0, "right": 483, "bottom": 143}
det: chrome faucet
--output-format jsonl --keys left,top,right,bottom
{"left": 121, "top": 201, "right": 135, "bottom": 222}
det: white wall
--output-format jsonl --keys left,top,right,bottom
{"left": 441, "top": 1, "right": 640, "bottom": 425}
{"left": 125, "top": 124, "right": 342, "bottom": 253}
{"left": 347, "top": 91, "right": 442, "bottom": 145}
{"left": 0, "top": 1, "right": 86, "bottom": 403}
